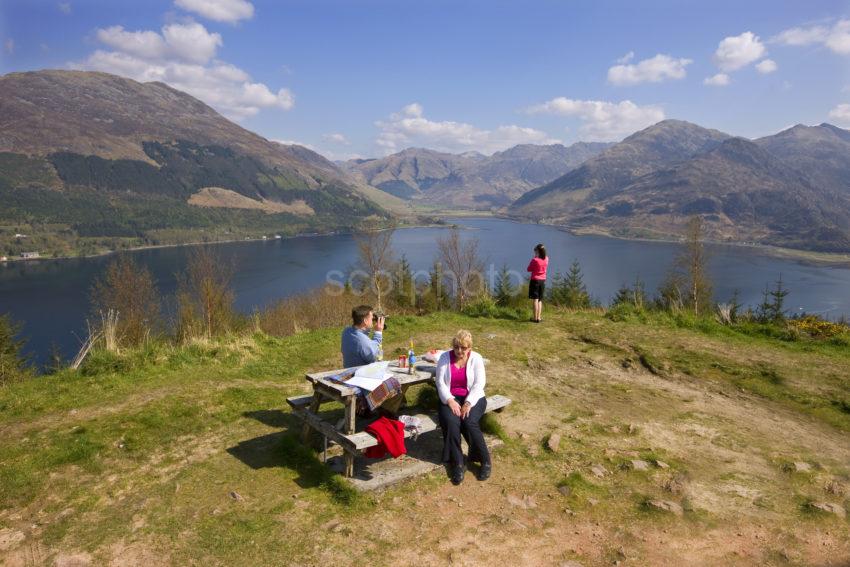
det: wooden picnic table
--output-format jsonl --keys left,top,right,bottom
{"left": 290, "top": 361, "right": 437, "bottom": 477}
{"left": 288, "top": 358, "right": 510, "bottom": 478}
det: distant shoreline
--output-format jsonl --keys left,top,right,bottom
{"left": 0, "top": 219, "right": 450, "bottom": 266}
{"left": 561, "top": 224, "right": 850, "bottom": 267}
{"left": 4, "top": 214, "right": 850, "bottom": 268}
{"left": 485, "top": 215, "right": 850, "bottom": 268}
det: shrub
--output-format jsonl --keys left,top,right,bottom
{"left": 437, "top": 227, "right": 485, "bottom": 310}
{"left": 462, "top": 296, "right": 526, "bottom": 320}
{"left": 90, "top": 255, "right": 161, "bottom": 347}
{"left": 0, "top": 314, "right": 29, "bottom": 384}
{"left": 176, "top": 247, "right": 236, "bottom": 341}
{"left": 788, "top": 315, "right": 850, "bottom": 339}
{"left": 260, "top": 285, "right": 355, "bottom": 337}
{"left": 605, "top": 302, "right": 648, "bottom": 323}
{"left": 611, "top": 276, "right": 648, "bottom": 310}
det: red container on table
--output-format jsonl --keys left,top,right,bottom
{"left": 398, "top": 355, "right": 407, "bottom": 368}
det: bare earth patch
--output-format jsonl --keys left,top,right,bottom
{"left": 188, "top": 187, "right": 314, "bottom": 215}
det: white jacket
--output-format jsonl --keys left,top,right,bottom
{"left": 435, "top": 350, "right": 486, "bottom": 407}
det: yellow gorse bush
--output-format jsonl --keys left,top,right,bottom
{"left": 788, "top": 315, "right": 850, "bottom": 339}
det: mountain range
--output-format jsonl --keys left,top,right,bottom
{"left": 510, "top": 120, "right": 850, "bottom": 252}
{"left": 0, "top": 70, "right": 391, "bottom": 254}
{"left": 340, "top": 142, "right": 610, "bottom": 209}
{"left": 2, "top": 70, "right": 850, "bottom": 255}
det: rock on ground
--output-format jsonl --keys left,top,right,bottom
{"left": 53, "top": 553, "right": 92, "bottom": 567}
{"left": 647, "top": 500, "right": 684, "bottom": 516}
{"left": 506, "top": 494, "right": 537, "bottom": 510}
{"left": 809, "top": 502, "right": 846, "bottom": 518}
{"left": 590, "top": 464, "right": 608, "bottom": 478}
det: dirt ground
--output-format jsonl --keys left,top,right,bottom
{"left": 1, "top": 312, "right": 849, "bottom": 566}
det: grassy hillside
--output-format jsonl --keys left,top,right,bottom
{"left": 1, "top": 310, "right": 849, "bottom": 565}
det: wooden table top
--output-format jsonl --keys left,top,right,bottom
{"left": 305, "top": 362, "right": 437, "bottom": 398}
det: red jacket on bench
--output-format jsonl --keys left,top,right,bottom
{"left": 364, "top": 416, "right": 406, "bottom": 458}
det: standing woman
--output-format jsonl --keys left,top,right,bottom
{"left": 527, "top": 243, "right": 548, "bottom": 323}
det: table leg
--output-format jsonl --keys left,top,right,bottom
{"left": 301, "top": 391, "right": 323, "bottom": 444}
{"left": 343, "top": 396, "right": 356, "bottom": 477}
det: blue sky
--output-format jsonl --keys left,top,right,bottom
{"left": 1, "top": 0, "right": 849, "bottom": 159}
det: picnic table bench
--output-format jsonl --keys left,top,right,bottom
{"left": 287, "top": 360, "right": 510, "bottom": 477}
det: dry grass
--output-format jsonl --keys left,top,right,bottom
{"left": 1, "top": 310, "right": 848, "bottom": 566}
{"left": 259, "top": 286, "right": 356, "bottom": 337}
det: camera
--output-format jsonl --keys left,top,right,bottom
{"left": 374, "top": 310, "right": 388, "bottom": 330}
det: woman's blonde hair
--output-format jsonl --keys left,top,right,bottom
{"left": 452, "top": 329, "right": 473, "bottom": 349}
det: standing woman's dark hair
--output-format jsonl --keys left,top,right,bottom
{"left": 534, "top": 243, "right": 547, "bottom": 260}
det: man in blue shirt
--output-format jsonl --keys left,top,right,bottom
{"left": 341, "top": 305, "right": 385, "bottom": 367}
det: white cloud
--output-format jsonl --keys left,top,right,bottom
{"left": 703, "top": 73, "right": 730, "bottom": 86}
{"left": 829, "top": 103, "right": 850, "bottom": 124}
{"left": 58, "top": 2, "right": 71, "bottom": 14}
{"left": 72, "top": 21, "right": 292, "bottom": 121}
{"left": 273, "top": 139, "right": 317, "bottom": 151}
{"left": 175, "top": 0, "right": 254, "bottom": 23}
{"left": 161, "top": 22, "right": 222, "bottom": 64}
{"left": 323, "top": 133, "right": 350, "bottom": 145}
{"left": 95, "top": 23, "right": 221, "bottom": 64}
{"left": 713, "top": 31, "right": 766, "bottom": 71}
{"left": 400, "top": 102, "right": 423, "bottom": 118}
{"left": 607, "top": 53, "right": 692, "bottom": 85}
{"left": 4, "top": 38, "right": 14, "bottom": 55}
{"left": 772, "top": 20, "right": 850, "bottom": 55}
{"left": 755, "top": 59, "right": 778, "bottom": 74}
{"left": 826, "top": 20, "right": 850, "bottom": 54}
{"left": 524, "top": 97, "right": 664, "bottom": 142}
{"left": 376, "top": 103, "right": 560, "bottom": 155}
{"left": 616, "top": 51, "right": 634, "bottom": 64}
{"left": 772, "top": 24, "right": 830, "bottom": 46}
{"left": 240, "top": 81, "right": 294, "bottom": 109}
{"left": 96, "top": 26, "right": 168, "bottom": 60}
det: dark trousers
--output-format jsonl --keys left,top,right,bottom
{"left": 438, "top": 396, "right": 490, "bottom": 467}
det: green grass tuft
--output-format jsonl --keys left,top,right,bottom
{"left": 480, "top": 412, "right": 508, "bottom": 442}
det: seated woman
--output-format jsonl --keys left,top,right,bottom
{"left": 435, "top": 330, "right": 490, "bottom": 484}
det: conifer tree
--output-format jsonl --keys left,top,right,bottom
{"left": 756, "top": 283, "right": 773, "bottom": 323}
{"left": 612, "top": 275, "right": 647, "bottom": 308}
{"left": 550, "top": 260, "right": 591, "bottom": 308}
{"left": 493, "top": 264, "right": 515, "bottom": 306}
{"left": 612, "top": 283, "right": 632, "bottom": 307}
{"left": 393, "top": 254, "right": 416, "bottom": 308}
{"left": 428, "top": 261, "right": 447, "bottom": 310}
{"left": 768, "top": 274, "right": 789, "bottom": 322}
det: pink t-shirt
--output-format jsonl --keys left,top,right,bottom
{"left": 449, "top": 351, "right": 469, "bottom": 397}
{"left": 527, "top": 257, "right": 549, "bottom": 280}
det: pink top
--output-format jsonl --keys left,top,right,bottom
{"left": 527, "top": 257, "right": 549, "bottom": 280}
{"left": 449, "top": 351, "right": 469, "bottom": 397}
